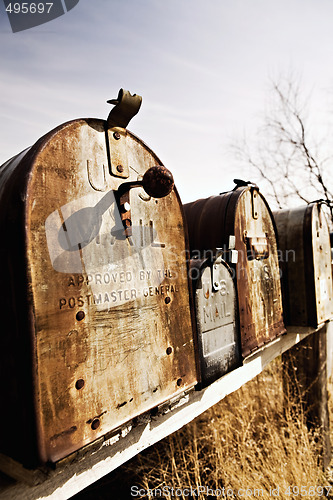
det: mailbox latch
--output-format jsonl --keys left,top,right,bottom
{"left": 212, "top": 244, "right": 238, "bottom": 291}
{"left": 244, "top": 231, "right": 269, "bottom": 260}
{"left": 212, "top": 254, "right": 223, "bottom": 291}
{"left": 252, "top": 188, "right": 259, "bottom": 219}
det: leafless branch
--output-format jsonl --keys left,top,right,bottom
{"left": 231, "top": 75, "right": 333, "bottom": 225}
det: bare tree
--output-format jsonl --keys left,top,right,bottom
{"left": 233, "top": 76, "right": 333, "bottom": 225}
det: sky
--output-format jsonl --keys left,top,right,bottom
{"left": 1, "top": 0, "right": 333, "bottom": 203}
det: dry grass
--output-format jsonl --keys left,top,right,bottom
{"left": 75, "top": 357, "right": 327, "bottom": 499}
{"left": 126, "top": 359, "right": 324, "bottom": 499}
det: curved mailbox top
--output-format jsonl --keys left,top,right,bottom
{"left": 184, "top": 186, "right": 286, "bottom": 357}
{"left": 0, "top": 118, "right": 197, "bottom": 466}
{"left": 273, "top": 203, "right": 333, "bottom": 327}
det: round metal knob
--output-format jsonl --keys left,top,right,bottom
{"left": 142, "top": 166, "right": 174, "bottom": 199}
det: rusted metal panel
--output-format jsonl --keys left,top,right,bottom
{"left": 0, "top": 117, "right": 198, "bottom": 466}
{"left": 184, "top": 186, "right": 286, "bottom": 357}
{"left": 191, "top": 256, "right": 240, "bottom": 387}
{"left": 273, "top": 203, "right": 333, "bottom": 327}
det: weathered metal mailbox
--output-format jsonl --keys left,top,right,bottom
{"left": 184, "top": 183, "right": 286, "bottom": 357}
{"left": 190, "top": 255, "right": 241, "bottom": 387}
{"left": 273, "top": 203, "right": 333, "bottom": 327}
{"left": 0, "top": 90, "right": 198, "bottom": 467}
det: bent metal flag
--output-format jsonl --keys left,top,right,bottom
{"left": 3, "top": 0, "right": 79, "bottom": 33}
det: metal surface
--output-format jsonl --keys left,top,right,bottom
{"left": 115, "top": 166, "right": 174, "bottom": 237}
{"left": 0, "top": 113, "right": 197, "bottom": 466}
{"left": 106, "top": 89, "right": 143, "bottom": 179}
{"left": 108, "top": 128, "right": 130, "bottom": 178}
{"left": 184, "top": 186, "right": 286, "bottom": 357}
{"left": 191, "top": 257, "right": 241, "bottom": 387}
{"left": 273, "top": 203, "right": 333, "bottom": 327}
{"left": 117, "top": 166, "right": 174, "bottom": 199}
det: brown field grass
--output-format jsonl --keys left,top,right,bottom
{"left": 75, "top": 356, "right": 331, "bottom": 499}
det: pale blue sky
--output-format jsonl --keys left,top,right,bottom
{"left": 1, "top": 0, "right": 333, "bottom": 202}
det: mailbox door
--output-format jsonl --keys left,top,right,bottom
{"left": 274, "top": 204, "right": 333, "bottom": 326}
{"left": 193, "top": 258, "right": 240, "bottom": 387}
{"left": 310, "top": 204, "right": 333, "bottom": 324}
{"left": 231, "top": 188, "right": 285, "bottom": 355}
{"left": 20, "top": 119, "right": 198, "bottom": 463}
{"left": 184, "top": 186, "right": 285, "bottom": 357}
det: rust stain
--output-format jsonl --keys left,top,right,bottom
{"left": 50, "top": 426, "right": 77, "bottom": 443}
{"left": 274, "top": 203, "right": 333, "bottom": 327}
{"left": 0, "top": 117, "right": 198, "bottom": 465}
{"left": 184, "top": 186, "right": 286, "bottom": 357}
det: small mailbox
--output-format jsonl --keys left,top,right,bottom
{"left": 191, "top": 255, "right": 240, "bottom": 387}
{"left": 273, "top": 203, "right": 333, "bottom": 327}
{"left": 184, "top": 184, "right": 286, "bottom": 357}
{"left": 0, "top": 90, "right": 198, "bottom": 467}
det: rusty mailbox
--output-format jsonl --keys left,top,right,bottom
{"left": 184, "top": 183, "right": 286, "bottom": 357}
{"left": 273, "top": 203, "right": 333, "bottom": 327}
{"left": 190, "top": 254, "right": 241, "bottom": 387}
{"left": 0, "top": 90, "right": 198, "bottom": 467}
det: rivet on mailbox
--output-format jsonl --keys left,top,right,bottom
{"left": 0, "top": 90, "right": 198, "bottom": 467}
{"left": 273, "top": 203, "right": 333, "bottom": 327}
{"left": 184, "top": 181, "right": 286, "bottom": 358}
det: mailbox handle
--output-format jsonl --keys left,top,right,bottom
{"left": 117, "top": 166, "right": 174, "bottom": 199}
{"left": 116, "top": 166, "right": 174, "bottom": 238}
{"left": 246, "top": 236, "right": 269, "bottom": 260}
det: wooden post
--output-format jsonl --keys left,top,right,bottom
{"left": 282, "top": 325, "right": 331, "bottom": 468}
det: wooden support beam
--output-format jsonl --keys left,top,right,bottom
{"left": 282, "top": 325, "right": 331, "bottom": 468}
{"left": 0, "top": 325, "right": 326, "bottom": 499}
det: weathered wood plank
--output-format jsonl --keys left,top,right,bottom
{"left": 0, "top": 325, "right": 322, "bottom": 500}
